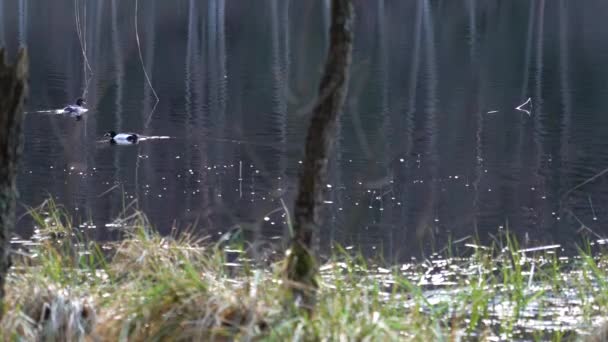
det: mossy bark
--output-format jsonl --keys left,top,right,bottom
{"left": 286, "top": 0, "right": 353, "bottom": 310}
{"left": 0, "top": 48, "right": 28, "bottom": 318}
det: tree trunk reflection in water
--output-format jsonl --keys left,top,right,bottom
{"left": 270, "top": 0, "right": 291, "bottom": 245}
{"left": 521, "top": 1, "right": 536, "bottom": 101}
{"left": 517, "top": 0, "right": 537, "bottom": 161}
{"left": 190, "top": 1, "right": 212, "bottom": 230}
{"left": 110, "top": 0, "right": 124, "bottom": 214}
{"left": 66, "top": 0, "right": 90, "bottom": 223}
{"left": 199, "top": 0, "right": 227, "bottom": 227}
{"left": 415, "top": 0, "right": 439, "bottom": 251}
{"left": 470, "top": 4, "right": 484, "bottom": 235}
{"left": 0, "top": 0, "right": 4, "bottom": 47}
{"left": 515, "top": 0, "right": 536, "bottom": 233}
{"left": 374, "top": 0, "right": 391, "bottom": 255}
{"left": 18, "top": 0, "right": 26, "bottom": 47}
{"left": 83, "top": 0, "right": 105, "bottom": 237}
{"left": 198, "top": 3, "right": 212, "bottom": 230}
{"left": 88, "top": 0, "right": 105, "bottom": 133}
{"left": 467, "top": 0, "right": 477, "bottom": 58}
{"left": 400, "top": 0, "right": 422, "bottom": 257}
{"left": 533, "top": 0, "right": 547, "bottom": 230}
{"left": 185, "top": 0, "right": 200, "bottom": 224}
{"left": 558, "top": 0, "right": 572, "bottom": 201}
{"left": 207, "top": 0, "right": 227, "bottom": 160}
{"left": 216, "top": 0, "right": 227, "bottom": 224}
{"left": 321, "top": 0, "right": 330, "bottom": 48}
{"left": 203, "top": 0, "right": 227, "bottom": 219}
{"left": 136, "top": 0, "right": 157, "bottom": 212}
{"left": 111, "top": 0, "right": 123, "bottom": 136}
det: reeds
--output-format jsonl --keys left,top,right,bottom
{"left": 2, "top": 200, "right": 608, "bottom": 340}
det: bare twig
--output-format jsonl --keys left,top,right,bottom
{"left": 135, "top": 0, "right": 159, "bottom": 104}
{"left": 515, "top": 97, "right": 532, "bottom": 116}
{"left": 74, "top": 0, "right": 93, "bottom": 98}
{"left": 562, "top": 166, "right": 608, "bottom": 201}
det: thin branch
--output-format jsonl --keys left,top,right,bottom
{"left": 561, "top": 166, "right": 608, "bottom": 201}
{"left": 515, "top": 97, "right": 531, "bottom": 116}
{"left": 135, "top": 0, "right": 159, "bottom": 104}
{"left": 74, "top": 0, "right": 93, "bottom": 98}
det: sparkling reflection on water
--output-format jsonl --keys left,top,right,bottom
{"left": 3, "top": 0, "right": 608, "bottom": 259}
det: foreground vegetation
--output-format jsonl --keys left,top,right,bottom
{"left": 1, "top": 200, "right": 608, "bottom": 341}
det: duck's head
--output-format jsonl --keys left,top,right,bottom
{"left": 76, "top": 98, "right": 86, "bottom": 106}
{"left": 103, "top": 131, "right": 117, "bottom": 138}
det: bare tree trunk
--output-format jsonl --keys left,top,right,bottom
{"left": 285, "top": 0, "right": 353, "bottom": 310}
{"left": 0, "top": 48, "right": 28, "bottom": 317}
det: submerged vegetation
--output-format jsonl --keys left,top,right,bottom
{"left": 1, "top": 200, "right": 608, "bottom": 340}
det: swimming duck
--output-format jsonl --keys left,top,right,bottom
{"left": 63, "top": 98, "right": 88, "bottom": 115}
{"left": 104, "top": 131, "right": 139, "bottom": 144}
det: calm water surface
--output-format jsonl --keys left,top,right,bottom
{"left": 3, "top": 0, "right": 608, "bottom": 259}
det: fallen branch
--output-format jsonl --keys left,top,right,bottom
{"left": 515, "top": 97, "right": 532, "bottom": 115}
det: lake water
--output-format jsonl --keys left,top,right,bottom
{"left": 3, "top": 0, "right": 608, "bottom": 260}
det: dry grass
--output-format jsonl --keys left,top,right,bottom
{"left": 2, "top": 200, "right": 608, "bottom": 341}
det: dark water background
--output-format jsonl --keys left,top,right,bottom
{"left": 2, "top": 0, "right": 608, "bottom": 260}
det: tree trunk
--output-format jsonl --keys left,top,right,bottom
{"left": 285, "top": 0, "right": 353, "bottom": 310}
{"left": 0, "top": 48, "right": 28, "bottom": 318}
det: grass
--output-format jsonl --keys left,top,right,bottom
{"left": 2, "top": 200, "right": 608, "bottom": 341}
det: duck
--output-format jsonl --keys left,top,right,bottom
{"left": 103, "top": 131, "right": 139, "bottom": 144}
{"left": 63, "top": 98, "right": 87, "bottom": 115}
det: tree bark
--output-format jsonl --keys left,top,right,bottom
{"left": 286, "top": 0, "right": 353, "bottom": 309}
{"left": 0, "top": 48, "right": 28, "bottom": 318}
